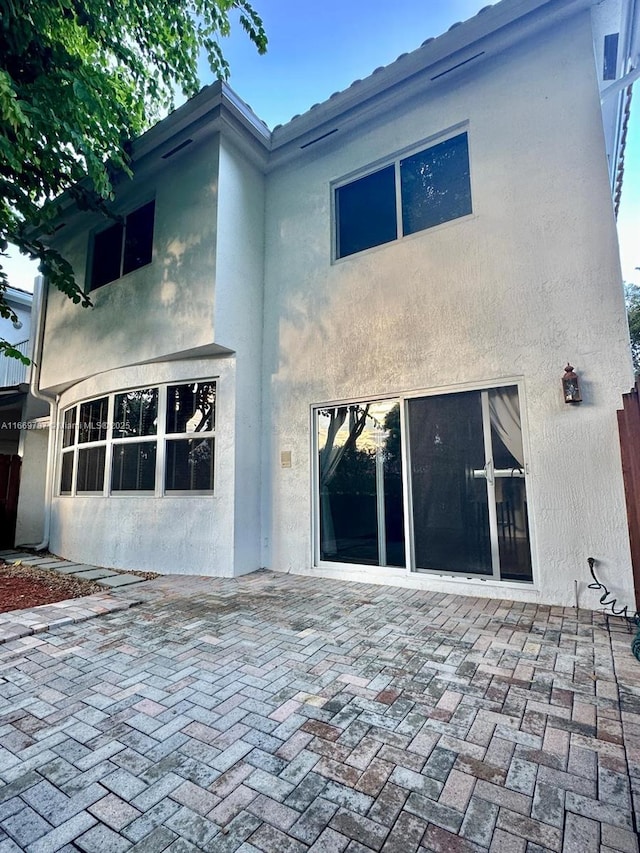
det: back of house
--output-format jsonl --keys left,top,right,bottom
{"left": 21, "top": 0, "right": 640, "bottom": 609}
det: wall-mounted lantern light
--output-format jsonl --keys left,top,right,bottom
{"left": 562, "top": 363, "right": 582, "bottom": 403}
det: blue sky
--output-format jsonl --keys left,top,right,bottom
{"left": 218, "top": 0, "right": 493, "bottom": 128}
{"left": 4, "top": 0, "right": 638, "bottom": 289}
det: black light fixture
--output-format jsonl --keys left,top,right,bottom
{"left": 562, "top": 363, "right": 582, "bottom": 403}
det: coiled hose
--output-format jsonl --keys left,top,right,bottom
{"left": 587, "top": 557, "right": 640, "bottom": 661}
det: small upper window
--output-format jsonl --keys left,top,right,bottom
{"left": 400, "top": 134, "right": 472, "bottom": 235}
{"left": 89, "top": 200, "right": 155, "bottom": 290}
{"left": 335, "top": 132, "right": 471, "bottom": 260}
{"left": 336, "top": 165, "right": 397, "bottom": 258}
{"left": 603, "top": 33, "right": 619, "bottom": 81}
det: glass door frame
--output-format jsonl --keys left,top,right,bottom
{"left": 312, "top": 377, "right": 534, "bottom": 584}
{"left": 311, "top": 396, "right": 406, "bottom": 570}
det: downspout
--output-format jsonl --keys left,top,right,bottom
{"left": 599, "top": 65, "right": 640, "bottom": 101}
{"left": 27, "top": 274, "right": 58, "bottom": 551}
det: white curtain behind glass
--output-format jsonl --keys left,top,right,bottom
{"left": 489, "top": 387, "right": 524, "bottom": 467}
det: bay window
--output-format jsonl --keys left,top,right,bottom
{"left": 59, "top": 381, "right": 216, "bottom": 496}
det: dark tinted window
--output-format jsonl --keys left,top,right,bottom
{"left": 60, "top": 452, "right": 73, "bottom": 494}
{"left": 111, "top": 442, "right": 157, "bottom": 491}
{"left": 165, "top": 438, "right": 215, "bottom": 491}
{"left": 62, "top": 407, "right": 77, "bottom": 448}
{"left": 336, "top": 165, "right": 397, "bottom": 258}
{"left": 166, "top": 383, "right": 216, "bottom": 434}
{"left": 90, "top": 201, "right": 154, "bottom": 290}
{"left": 603, "top": 33, "right": 619, "bottom": 81}
{"left": 76, "top": 446, "right": 106, "bottom": 492}
{"left": 91, "top": 222, "right": 123, "bottom": 289}
{"left": 123, "top": 201, "right": 155, "bottom": 275}
{"left": 401, "top": 133, "right": 472, "bottom": 236}
{"left": 113, "top": 389, "right": 158, "bottom": 438}
{"left": 78, "top": 397, "right": 108, "bottom": 443}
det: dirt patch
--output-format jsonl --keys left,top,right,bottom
{"left": 0, "top": 561, "right": 101, "bottom": 613}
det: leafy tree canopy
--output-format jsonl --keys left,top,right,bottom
{"left": 625, "top": 282, "right": 640, "bottom": 374}
{"left": 0, "top": 0, "right": 267, "bottom": 362}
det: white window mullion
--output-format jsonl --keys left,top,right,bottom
{"left": 156, "top": 385, "right": 166, "bottom": 497}
{"left": 481, "top": 390, "right": 501, "bottom": 580}
{"left": 311, "top": 408, "right": 320, "bottom": 566}
{"left": 70, "top": 448, "right": 78, "bottom": 497}
{"left": 103, "top": 395, "right": 115, "bottom": 496}
{"left": 399, "top": 397, "right": 414, "bottom": 573}
{"left": 394, "top": 160, "right": 403, "bottom": 240}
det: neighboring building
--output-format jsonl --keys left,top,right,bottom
{"left": 0, "top": 286, "right": 49, "bottom": 546}
{"left": 0, "top": 286, "right": 32, "bottom": 455}
{"left": 26, "top": 0, "right": 640, "bottom": 608}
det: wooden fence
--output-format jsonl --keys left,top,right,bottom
{"left": 0, "top": 454, "right": 21, "bottom": 548}
{"left": 617, "top": 380, "right": 640, "bottom": 611}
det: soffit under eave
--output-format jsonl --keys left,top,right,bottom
{"left": 603, "top": 0, "right": 640, "bottom": 213}
{"left": 42, "top": 103, "right": 271, "bottom": 239}
{"left": 35, "top": 84, "right": 271, "bottom": 238}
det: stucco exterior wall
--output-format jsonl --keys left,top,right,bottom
{"left": 49, "top": 357, "right": 237, "bottom": 574}
{"left": 14, "top": 425, "right": 48, "bottom": 546}
{"left": 42, "top": 135, "right": 266, "bottom": 576}
{"left": 40, "top": 137, "right": 221, "bottom": 392}
{"left": 262, "top": 13, "right": 635, "bottom": 607}
{"left": 215, "top": 139, "right": 266, "bottom": 574}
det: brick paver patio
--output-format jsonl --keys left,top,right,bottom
{"left": 0, "top": 571, "right": 638, "bottom": 852}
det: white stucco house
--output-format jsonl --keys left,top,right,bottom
{"left": 23, "top": 0, "right": 640, "bottom": 608}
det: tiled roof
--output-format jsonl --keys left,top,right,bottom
{"left": 614, "top": 84, "right": 633, "bottom": 218}
{"left": 272, "top": 3, "right": 497, "bottom": 131}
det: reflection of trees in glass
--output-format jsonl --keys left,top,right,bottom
{"left": 318, "top": 404, "right": 369, "bottom": 488}
{"left": 383, "top": 403, "right": 401, "bottom": 465}
{"left": 114, "top": 388, "right": 158, "bottom": 438}
{"left": 318, "top": 401, "right": 404, "bottom": 567}
{"left": 165, "top": 383, "right": 216, "bottom": 491}
{"left": 79, "top": 397, "right": 108, "bottom": 443}
{"left": 625, "top": 283, "right": 640, "bottom": 374}
{"left": 165, "top": 438, "right": 214, "bottom": 490}
{"left": 400, "top": 133, "right": 471, "bottom": 234}
{"left": 167, "top": 383, "right": 215, "bottom": 434}
{"left": 319, "top": 403, "right": 402, "bottom": 488}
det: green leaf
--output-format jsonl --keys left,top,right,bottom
{"left": 0, "top": 0, "right": 267, "bottom": 342}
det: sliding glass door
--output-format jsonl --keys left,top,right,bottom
{"left": 408, "top": 390, "right": 493, "bottom": 575}
{"left": 317, "top": 400, "right": 405, "bottom": 567}
{"left": 407, "top": 386, "right": 531, "bottom": 580}
{"left": 315, "top": 384, "right": 532, "bottom": 582}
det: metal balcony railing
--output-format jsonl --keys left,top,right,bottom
{"left": 0, "top": 340, "right": 30, "bottom": 388}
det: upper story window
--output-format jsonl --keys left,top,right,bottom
{"left": 335, "top": 132, "right": 472, "bottom": 259}
{"left": 603, "top": 33, "right": 619, "bottom": 80}
{"left": 89, "top": 200, "right": 155, "bottom": 291}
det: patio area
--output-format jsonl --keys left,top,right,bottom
{"left": 0, "top": 570, "right": 638, "bottom": 852}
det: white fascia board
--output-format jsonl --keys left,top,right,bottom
{"left": 5, "top": 287, "right": 33, "bottom": 308}
{"left": 627, "top": 0, "right": 640, "bottom": 66}
{"left": 131, "top": 81, "right": 271, "bottom": 164}
{"left": 268, "top": 0, "right": 590, "bottom": 167}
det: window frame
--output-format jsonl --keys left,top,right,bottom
{"left": 332, "top": 126, "right": 473, "bottom": 262}
{"left": 88, "top": 199, "right": 156, "bottom": 292}
{"left": 58, "top": 380, "right": 217, "bottom": 498}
